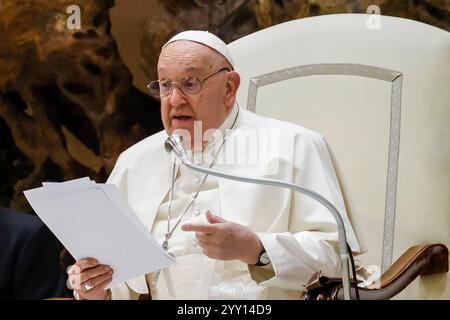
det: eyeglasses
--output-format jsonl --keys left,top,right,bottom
{"left": 147, "top": 67, "right": 230, "bottom": 98}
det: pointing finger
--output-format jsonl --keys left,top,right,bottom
{"left": 182, "top": 223, "right": 218, "bottom": 234}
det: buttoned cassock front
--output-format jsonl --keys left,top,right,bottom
{"left": 107, "top": 105, "right": 361, "bottom": 299}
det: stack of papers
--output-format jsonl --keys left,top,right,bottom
{"left": 24, "top": 177, "right": 175, "bottom": 289}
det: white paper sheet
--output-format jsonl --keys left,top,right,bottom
{"left": 24, "top": 178, "right": 175, "bottom": 289}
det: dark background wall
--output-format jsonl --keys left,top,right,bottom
{"left": 0, "top": 0, "right": 448, "bottom": 213}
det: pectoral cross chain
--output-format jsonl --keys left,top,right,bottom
{"left": 152, "top": 234, "right": 173, "bottom": 286}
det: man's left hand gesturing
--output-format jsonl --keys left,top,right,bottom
{"left": 182, "top": 211, "right": 263, "bottom": 265}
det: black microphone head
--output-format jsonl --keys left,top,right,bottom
{"left": 164, "top": 135, "right": 185, "bottom": 159}
{"left": 164, "top": 137, "right": 174, "bottom": 155}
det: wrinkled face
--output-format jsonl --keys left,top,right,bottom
{"left": 157, "top": 41, "right": 238, "bottom": 147}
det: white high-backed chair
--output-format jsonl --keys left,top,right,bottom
{"left": 228, "top": 14, "right": 449, "bottom": 299}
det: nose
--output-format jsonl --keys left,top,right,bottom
{"left": 169, "top": 86, "right": 187, "bottom": 107}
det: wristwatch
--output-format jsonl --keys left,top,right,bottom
{"left": 255, "top": 249, "right": 271, "bottom": 266}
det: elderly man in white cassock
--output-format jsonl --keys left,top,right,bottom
{"left": 67, "top": 30, "right": 361, "bottom": 300}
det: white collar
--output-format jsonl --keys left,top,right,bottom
{"left": 203, "top": 103, "right": 240, "bottom": 149}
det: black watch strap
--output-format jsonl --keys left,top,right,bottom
{"left": 255, "top": 249, "right": 271, "bottom": 266}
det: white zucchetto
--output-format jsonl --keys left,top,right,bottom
{"left": 162, "top": 30, "right": 235, "bottom": 69}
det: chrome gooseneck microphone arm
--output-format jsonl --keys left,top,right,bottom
{"left": 165, "top": 135, "right": 352, "bottom": 300}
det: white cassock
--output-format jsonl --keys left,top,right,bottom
{"left": 107, "top": 104, "right": 361, "bottom": 300}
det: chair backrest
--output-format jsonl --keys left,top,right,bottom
{"left": 228, "top": 14, "right": 449, "bottom": 299}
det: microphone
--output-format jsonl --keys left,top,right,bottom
{"left": 164, "top": 134, "right": 187, "bottom": 161}
{"left": 164, "top": 134, "right": 353, "bottom": 300}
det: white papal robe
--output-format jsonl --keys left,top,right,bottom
{"left": 107, "top": 104, "right": 361, "bottom": 300}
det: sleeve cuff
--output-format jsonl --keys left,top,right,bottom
{"left": 248, "top": 263, "right": 276, "bottom": 284}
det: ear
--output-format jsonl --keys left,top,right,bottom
{"left": 224, "top": 71, "right": 240, "bottom": 110}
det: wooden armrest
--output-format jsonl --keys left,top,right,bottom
{"left": 333, "top": 243, "right": 448, "bottom": 300}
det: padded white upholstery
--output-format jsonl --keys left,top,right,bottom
{"left": 228, "top": 14, "right": 449, "bottom": 299}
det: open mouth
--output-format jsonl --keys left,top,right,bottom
{"left": 171, "top": 115, "right": 194, "bottom": 127}
{"left": 172, "top": 115, "right": 193, "bottom": 121}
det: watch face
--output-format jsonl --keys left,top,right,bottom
{"left": 260, "top": 252, "right": 270, "bottom": 265}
